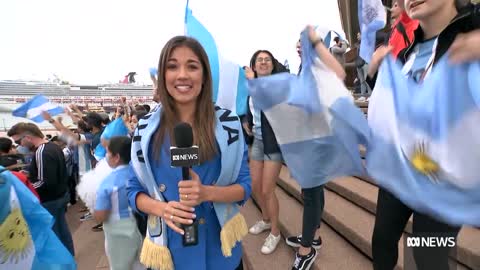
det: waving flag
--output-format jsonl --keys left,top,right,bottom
{"left": 358, "top": 0, "right": 386, "bottom": 63}
{"left": 248, "top": 29, "right": 370, "bottom": 188}
{"left": 184, "top": 1, "right": 248, "bottom": 116}
{"left": 149, "top": 67, "right": 157, "bottom": 79}
{"left": 367, "top": 56, "right": 480, "bottom": 226}
{"left": 12, "top": 95, "right": 64, "bottom": 123}
{"left": 323, "top": 30, "right": 349, "bottom": 49}
{"left": 0, "top": 168, "right": 76, "bottom": 270}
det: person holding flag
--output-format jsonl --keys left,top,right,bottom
{"left": 244, "top": 50, "right": 287, "bottom": 256}
{"left": 361, "top": 0, "right": 480, "bottom": 269}
{"left": 248, "top": 25, "right": 356, "bottom": 270}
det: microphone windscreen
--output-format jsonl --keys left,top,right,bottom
{"left": 174, "top": 122, "right": 193, "bottom": 148}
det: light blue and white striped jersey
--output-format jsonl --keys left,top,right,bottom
{"left": 95, "top": 165, "right": 132, "bottom": 222}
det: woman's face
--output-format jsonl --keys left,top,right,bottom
{"left": 405, "top": 0, "right": 453, "bottom": 20}
{"left": 130, "top": 115, "right": 138, "bottom": 129}
{"left": 391, "top": 2, "right": 402, "bottom": 21}
{"left": 254, "top": 52, "right": 274, "bottom": 77}
{"left": 165, "top": 46, "right": 204, "bottom": 107}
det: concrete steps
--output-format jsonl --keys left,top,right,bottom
{"left": 274, "top": 187, "right": 372, "bottom": 270}
{"left": 65, "top": 202, "right": 108, "bottom": 270}
{"left": 278, "top": 165, "right": 478, "bottom": 270}
{"left": 326, "top": 176, "right": 480, "bottom": 270}
{"left": 240, "top": 200, "right": 294, "bottom": 270}
{"left": 242, "top": 187, "right": 371, "bottom": 269}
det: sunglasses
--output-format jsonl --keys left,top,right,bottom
{"left": 14, "top": 135, "right": 26, "bottom": 145}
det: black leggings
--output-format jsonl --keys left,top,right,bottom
{"left": 300, "top": 185, "right": 325, "bottom": 247}
{"left": 372, "top": 188, "right": 461, "bottom": 270}
{"left": 235, "top": 259, "right": 243, "bottom": 270}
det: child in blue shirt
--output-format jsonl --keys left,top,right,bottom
{"left": 94, "top": 136, "right": 143, "bottom": 270}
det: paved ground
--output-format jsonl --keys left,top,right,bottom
{"left": 65, "top": 202, "right": 108, "bottom": 270}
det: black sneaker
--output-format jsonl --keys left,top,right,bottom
{"left": 286, "top": 235, "right": 322, "bottom": 249}
{"left": 291, "top": 248, "right": 317, "bottom": 270}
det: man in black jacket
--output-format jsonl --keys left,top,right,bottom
{"left": 8, "top": 122, "right": 74, "bottom": 255}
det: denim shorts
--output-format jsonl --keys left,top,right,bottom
{"left": 250, "top": 139, "right": 283, "bottom": 162}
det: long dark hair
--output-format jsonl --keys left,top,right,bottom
{"left": 249, "top": 50, "right": 288, "bottom": 78}
{"left": 153, "top": 36, "right": 217, "bottom": 163}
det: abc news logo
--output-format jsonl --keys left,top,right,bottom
{"left": 406, "top": 236, "right": 456, "bottom": 248}
{"left": 170, "top": 146, "right": 200, "bottom": 167}
{"left": 172, "top": 153, "right": 198, "bottom": 161}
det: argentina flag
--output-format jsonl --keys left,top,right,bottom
{"left": 12, "top": 95, "right": 64, "bottom": 123}
{"left": 184, "top": 0, "right": 248, "bottom": 116}
{"left": 248, "top": 28, "right": 370, "bottom": 188}
{"left": 0, "top": 169, "right": 76, "bottom": 270}
{"left": 323, "top": 30, "right": 349, "bottom": 49}
{"left": 358, "top": 0, "right": 386, "bottom": 63}
{"left": 367, "top": 56, "right": 480, "bottom": 226}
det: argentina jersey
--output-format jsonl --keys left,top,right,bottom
{"left": 95, "top": 165, "right": 133, "bottom": 222}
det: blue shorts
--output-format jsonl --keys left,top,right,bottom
{"left": 250, "top": 139, "right": 283, "bottom": 162}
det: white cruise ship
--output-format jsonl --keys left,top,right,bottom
{"left": 0, "top": 79, "right": 156, "bottom": 113}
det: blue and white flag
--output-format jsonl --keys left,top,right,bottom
{"left": 323, "top": 30, "right": 349, "bottom": 49}
{"left": 248, "top": 29, "right": 370, "bottom": 188}
{"left": 184, "top": 1, "right": 248, "bottom": 116}
{"left": 367, "top": 56, "right": 480, "bottom": 226}
{"left": 0, "top": 168, "right": 77, "bottom": 270}
{"left": 358, "top": 0, "right": 386, "bottom": 63}
{"left": 12, "top": 95, "right": 64, "bottom": 123}
{"left": 149, "top": 67, "right": 157, "bottom": 78}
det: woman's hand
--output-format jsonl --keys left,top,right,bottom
{"left": 41, "top": 111, "right": 53, "bottom": 122}
{"left": 307, "top": 25, "right": 321, "bottom": 44}
{"left": 449, "top": 30, "right": 480, "bottom": 64}
{"left": 242, "top": 122, "right": 252, "bottom": 136}
{"left": 244, "top": 66, "right": 255, "bottom": 80}
{"left": 367, "top": 45, "right": 393, "bottom": 77}
{"left": 161, "top": 200, "right": 196, "bottom": 235}
{"left": 178, "top": 169, "right": 207, "bottom": 207}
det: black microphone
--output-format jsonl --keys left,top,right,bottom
{"left": 171, "top": 122, "right": 200, "bottom": 246}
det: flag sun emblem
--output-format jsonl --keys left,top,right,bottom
{"left": 409, "top": 142, "right": 440, "bottom": 183}
{"left": 0, "top": 208, "right": 33, "bottom": 264}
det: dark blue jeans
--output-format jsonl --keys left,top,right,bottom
{"left": 300, "top": 185, "right": 325, "bottom": 247}
{"left": 42, "top": 192, "right": 75, "bottom": 256}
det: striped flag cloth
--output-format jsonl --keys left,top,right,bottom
{"left": 0, "top": 168, "right": 77, "bottom": 270}
{"left": 248, "top": 29, "right": 370, "bottom": 188}
{"left": 184, "top": 0, "right": 248, "bottom": 116}
{"left": 358, "top": 0, "right": 387, "bottom": 63}
{"left": 12, "top": 95, "right": 64, "bottom": 123}
{"left": 367, "top": 55, "right": 480, "bottom": 226}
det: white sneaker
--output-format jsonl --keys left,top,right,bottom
{"left": 261, "top": 233, "right": 281, "bottom": 254}
{"left": 249, "top": 220, "right": 271, "bottom": 235}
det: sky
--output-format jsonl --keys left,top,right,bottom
{"left": 0, "top": 0, "right": 344, "bottom": 85}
